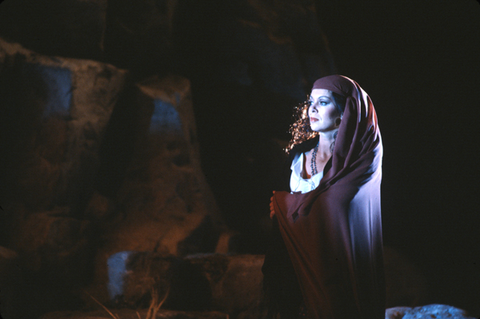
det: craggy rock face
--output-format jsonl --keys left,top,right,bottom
{"left": 0, "top": 39, "right": 127, "bottom": 318}
{"left": 0, "top": 39, "right": 127, "bottom": 213}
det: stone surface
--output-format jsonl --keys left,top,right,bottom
{"left": 84, "top": 192, "right": 116, "bottom": 220}
{"left": 40, "top": 309, "right": 228, "bottom": 319}
{"left": 0, "top": 38, "right": 127, "bottom": 317}
{"left": 103, "top": 247, "right": 429, "bottom": 318}
{"left": 0, "top": 0, "right": 108, "bottom": 60}
{"left": 8, "top": 207, "right": 93, "bottom": 280}
{"left": 386, "top": 307, "right": 414, "bottom": 319}
{"left": 0, "top": 38, "right": 127, "bottom": 213}
{"left": 96, "top": 75, "right": 221, "bottom": 256}
{"left": 385, "top": 304, "right": 476, "bottom": 319}
{"left": 103, "top": 252, "right": 266, "bottom": 319}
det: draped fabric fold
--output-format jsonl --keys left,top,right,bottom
{"left": 264, "top": 75, "right": 385, "bottom": 319}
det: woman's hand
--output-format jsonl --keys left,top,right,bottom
{"left": 269, "top": 191, "right": 276, "bottom": 219}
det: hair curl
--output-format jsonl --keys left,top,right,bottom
{"left": 285, "top": 99, "right": 317, "bottom": 153}
{"left": 285, "top": 92, "right": 346, "bottom": 154}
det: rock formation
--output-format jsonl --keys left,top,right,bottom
{"left": 0, "top": 38, "right": 221, "bottom": 318}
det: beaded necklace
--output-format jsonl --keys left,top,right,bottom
{"left": 310, "top": 141, "right": 319, "bottom": 176}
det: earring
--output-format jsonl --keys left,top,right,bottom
{"left": 335, "top": 117, "right": 341, "bottom": 127}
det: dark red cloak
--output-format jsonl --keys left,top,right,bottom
{"left": 265, "top": 75, "right": 385, "bottom": 319}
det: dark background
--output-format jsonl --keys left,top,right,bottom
{"left": 315, "top": 0, "right": 480, "bottom": 313}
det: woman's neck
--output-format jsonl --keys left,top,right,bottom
{"left": 317, "top": 130, "right": 337, "bottom": 158}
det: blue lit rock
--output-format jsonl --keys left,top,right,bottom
{"left": 386, "top": 304, "right": 476, "bottom": 319}
{"left": 107, "top": 251, "right": 136, "bottom": 301}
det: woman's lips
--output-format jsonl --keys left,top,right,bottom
{"left": 310, "top": 118, "right": 319, "bottom": 122}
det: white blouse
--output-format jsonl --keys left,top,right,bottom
{"left": 289, "top": 152, "right": 323, "bottom": 194}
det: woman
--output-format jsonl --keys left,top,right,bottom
{"left": 262, "top": 75, "right": 385, "bottom": 319}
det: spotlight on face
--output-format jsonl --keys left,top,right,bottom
{"left": 308, "top": 89, "right": 342, "bottom": 132}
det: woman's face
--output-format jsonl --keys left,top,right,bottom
{"left": 308, "top": 89, "right": 342, "bottom": 132}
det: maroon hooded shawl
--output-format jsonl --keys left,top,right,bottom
{"left": 266, "top": 75, "right": 385, "bottom": 318}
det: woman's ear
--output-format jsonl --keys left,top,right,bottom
{"left": 335, "top": 117, "right": 342, "bottom": 127}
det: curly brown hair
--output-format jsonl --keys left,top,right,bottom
{"left": 285, "top": 98, "right": 318, "bottom": 153}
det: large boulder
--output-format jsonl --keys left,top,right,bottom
{"left": 86, "top": 75, "right": 222, "bottom": 304}
{"left": 0, "top": 38, "right": 127, "bottom": 213}
{"left": 95, "top": 75, "right": 221, "bottom": 256}
{"left": 8, "top": 207, "right": 93, "bottom": 282}
{"left": 0, "top": 38, "right": 127, "bottom": 317}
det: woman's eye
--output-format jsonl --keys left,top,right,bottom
{"left": 320, "top": 101, "right": 329, "bottom": 106}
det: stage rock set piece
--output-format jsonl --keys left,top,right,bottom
{"left": 0, "top": 1, "right": 476, "bottom": 319}
{"left": 0, "top": 38, "right": 220, "bottom": 319}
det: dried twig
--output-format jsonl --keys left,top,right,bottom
{"left": 145, "top": 287, "right": 170, "bottom": 319}
{"left": 85, "top": 292, "right": 120, "bottom": 319}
